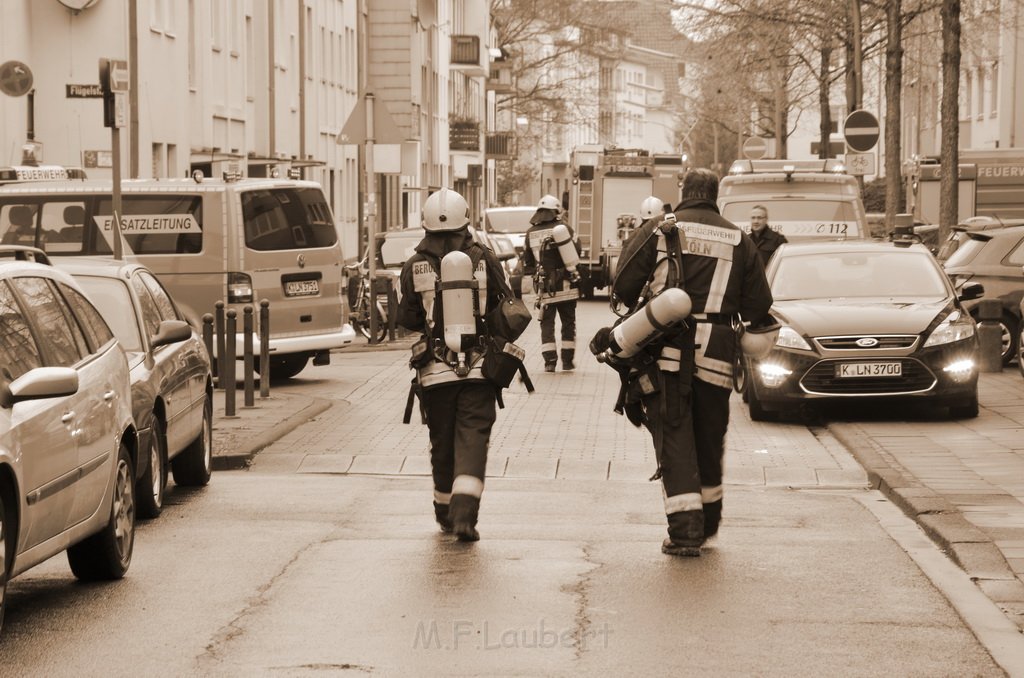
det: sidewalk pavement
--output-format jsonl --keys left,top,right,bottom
{"left": 210, "top": 328, "right": 1024, "bottom": 634}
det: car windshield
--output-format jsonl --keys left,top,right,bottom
{"left": 942, "top": 236, "right": 987, "bottom": 268}
{"left": 721, "top": 200, "right": 861, "bottom": 241}
{"left": 485, "top": 209, "right": 533, "bottom": 234}
{"left": 73, "top": 276, "right": 143, "bottom": 351}
{"left": 771, "top": 251, "right": 948, "bottom": 301}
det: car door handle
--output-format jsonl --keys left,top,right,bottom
{"left": 103, "top": 390, "right": 116, "bottom": 401}
{"left": 61, "top": 411, "right": 76, "bottom": 424}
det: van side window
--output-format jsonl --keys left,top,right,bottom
{"left": 40, "top": 201, "right": 88, "bottom": 253}
{"left": 241, "top": 187, "right": 338, "bottom": 251}
{"left": 96, "top": 195, "right": 203, "bottom": 255}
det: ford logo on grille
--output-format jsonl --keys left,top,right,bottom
{"left": 856, "top": 337, "right": 879, "bottom": 348}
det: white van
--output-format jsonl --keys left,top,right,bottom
{"left": 718, "top": 159, "right": 869, "bottom": 242}
{"left": 0, "top": 174, "right": 355, "bottom": 379}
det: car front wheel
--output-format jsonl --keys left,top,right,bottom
{"left": 67, "top": 442, "right": 135, "bottom": 581}
{"left": 1, "top": 497, "right": 8, "bottom": 633}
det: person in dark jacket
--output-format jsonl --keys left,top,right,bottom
{"left": 522, "top": 194, "right": 582, "bottom": 372}
{"left": 605, "top": 169, "right": 775, "bottom": 556}
{"left": 749, "top": 204, "right": 788, "bottom": 266}
{"left": 397, "top": 188, "right": 514, "bottom": 542}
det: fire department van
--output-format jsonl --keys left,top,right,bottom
{"left": 0, "top": 173, "right": 355, "bottom": 379}
{"left": 564, "top": 145, "right": 685, "bottom": 297}
{"left": 717, "top": 159, "right": 870, "bottom": 242}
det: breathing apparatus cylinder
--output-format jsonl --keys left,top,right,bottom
{"left": 602, "top": 288, "right": 692, "bottom": 360}
{"left": 551, "top": 223, "right": 580, "bottom": 276}
{"left": 739, "top": 320, "right": 781, "bottom": 359}
{"left": 440, "top": 250, "right": 478, "bottom": 356}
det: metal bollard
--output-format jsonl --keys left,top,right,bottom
{"left": 201, "top": 314, "right": 214, "bottom": 376}
{"left": 259, "top": 299, "right": 270, "bottom": 398}
{"left": 224, "top": 309, "right": 237, "bottom": 417}
{"left": 214, "top": 301, "right": 226, "bottom": 387}
{"left": 977, "top": 298, "right": 1004, "bottom": 372}
{"left": 386, "top": 277, "right": 398, "bottom": 341}
{"left": 243, "top": 305, "right": 255, "bottom": 407}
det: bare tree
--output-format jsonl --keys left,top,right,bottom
{"left": 938, "top": 0, "right": 961, "bottom": 241}
{"left": 883, "top": 0, "right": 904, "bottom": 228}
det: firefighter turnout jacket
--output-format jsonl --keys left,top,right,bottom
{"left": 398, "top": 229, "right": 513, "bottom": 389}
{"left": 614, "top": 198, "right": 774, "bottom": 389}
{"left": 522, "top": 212, "right": 582, "bottom": 295}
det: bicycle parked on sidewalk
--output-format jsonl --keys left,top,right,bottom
{"left": 344, "top": 257, "right": 391, "bottom": 342}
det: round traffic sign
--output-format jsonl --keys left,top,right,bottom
{"left": 0, "top": 60, "right": 33, "bottom": 97}
{"left": 743, "top": 136, "right": 768, "bottom": 160}
{"left": 844, "top": 110, "right": 880, "bottom": 152}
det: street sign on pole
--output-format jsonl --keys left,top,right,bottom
{"left": 742, "top": 136, "right": 768, "bottom": 160}
{"left": 844, "top": 151, "right": 875, "bottom": 176}
{"left": 0, "top": 60, "right": 33, "bottom": 97}
{"left": 843, "top": 110, "right": 879, "bottom": 152}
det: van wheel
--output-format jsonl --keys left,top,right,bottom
{"left": 67, "top": 442, "right": 135, "bottom": 581}
{"left": 1000, "top": 314, "right": 1019, "bottom": 366}
{"left": 269, "top": 354, "right": 309, "bottom": 380}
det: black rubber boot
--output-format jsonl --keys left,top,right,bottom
{"left": 703, "top": 500, "right": 722, "bottom": 539}
{"left": 433, "top": 501, "right": 453, "bottom": 533}
{"left": 448, "top": 494, "right": 480, "bottom": 542}
{"left": 661, "top": 538, "right": 701, "bottom": 557}
{"left": 561, "top": 350, "right": 575, "bottom": 371}
{"left": 542, "top": 350, "right": 557, "bottom": 372}
{"left": 663, "top": 509, "right": 704, "bottom": 556}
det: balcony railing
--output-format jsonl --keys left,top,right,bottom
{"left": 450, "top": 119, "right": 481, "bottom": 152}
{"left": 486, "top": 132, "right": 515, "bottom": 159}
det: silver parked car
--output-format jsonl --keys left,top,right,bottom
{"left": 0, "top": 247, "right": 137, "bottom": 632}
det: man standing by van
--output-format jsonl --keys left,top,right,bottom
{"left": 749, "top": 205, "right": 787, "bottom": 266}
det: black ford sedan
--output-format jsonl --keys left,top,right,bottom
{"left": 746, "top": 240, "right": 984, "bottom": 421}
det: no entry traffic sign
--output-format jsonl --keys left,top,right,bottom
{"left": 743, "top": 136, "right": 768, "bottom": 160}
{"left": 844, "top": 110, "right": 879, "bottom": 152}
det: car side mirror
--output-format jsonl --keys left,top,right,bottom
{"left": 958, "top": 282, "right": 985, "bottom": 302}
{"left": 150, "top": 319, "right": 193, "bottom": 348}
{"left": 6, "top": 367, "right": 79, "bottom": 406}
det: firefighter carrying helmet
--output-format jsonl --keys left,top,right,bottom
{"left": 739, "top": 316, "right": 782, "bottom": 358}
{"left": 538, "top": 194, "right": 561, "bottom": 211}
{"left": 640, "top": 196, "right": 664, "bottom": 220}
{"left": 423, "top": 188, "right": 470, "bottom": 232}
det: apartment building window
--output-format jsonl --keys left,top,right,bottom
{"left": 990, "top": 61, "right": 998, "bottom": 116}
{"left": 152, "top": 143, "right": 165, "bottom": 178}
{"left": 229, "top": 0, "right": 240, "bottom": 54}
{"left": 211, "top": 2, "right": 223, "bottom": 51}
{"left": 167, "top": 144, "right": 177, "bottom": 178}
{"left": 246, "top": 16, "right": 254, "bottom": 100}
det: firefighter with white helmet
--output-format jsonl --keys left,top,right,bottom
{"left": 639, "top": 195, "right": 666, "bottom": 222}
{"left": 594, "top": 169, "right": 775, "bottom": 557}
{"left": 397, "top": 187, "right": 521, "bottom": 541}
{"left": 522, "top": 194, "right": 582, "bottom": 372}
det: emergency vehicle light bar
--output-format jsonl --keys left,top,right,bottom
{"left": 729, "top": 159, "right": 846, "bottom": 176}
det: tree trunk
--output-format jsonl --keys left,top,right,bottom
{"left": 844, "top": 9, "right": 856, "bottom": 114}
{"left": 819, "top": 44, "right": 833, "bottom": 159}
{"left": 939, "top": 0, "right": 961, "bottom": 242}
{"left": 884, "top": 0, "right": 904, "bottom": 230}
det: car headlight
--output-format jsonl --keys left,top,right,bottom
{"left": 924, "top": 311, "right": 976, "bottom": 347}
{"left": 775, "top": 325, "right": 812, "bottom": 351}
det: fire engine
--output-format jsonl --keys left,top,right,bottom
{"left": 565, "top": 145, "right": 684, "bottom": 297}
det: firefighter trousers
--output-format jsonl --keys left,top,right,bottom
{"left": 540, "top": 300, "right": 577, "bottom": 365}
{"left": 691, "top": 377, "right": 731, "bottom": 538}
{"left": 421, "top": 380, "right": 498, "bottom": 515}
{"left": 641, "top": 370, "right": 703, "bottom": 546}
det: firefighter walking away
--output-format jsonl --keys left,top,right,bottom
{"left": 592, "top": 169, "right": 776, "bottom": 556}
{"left": 398, "top": 188, "right": 529, "bottom": 542}
{"left": 523, "top": 194, "right": 583, "bottom": 372}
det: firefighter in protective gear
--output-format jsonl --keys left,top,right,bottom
{"left": 397, "top": 188, "right": 515, "bottom": 542}
{"left": 604, "top": 168, "right": 774, "bottom": 556}
{"left": 522, "top": 194, "right": 582, "bottom": 372}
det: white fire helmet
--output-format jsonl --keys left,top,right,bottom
{"left": 739, "top": 318, "right": 782, "bottom": 359}
{"left": 538, "top": 194, "right": 561, "bottom": 211}
{"left": 640, "top": 196, "right": 664, "bottom": 220}
{"left": 423, "top": 188, "right": 470, "bottom": 232}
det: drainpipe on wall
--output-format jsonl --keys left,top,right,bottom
{"left": 268, "top": 0, "right": 275, "bottom": 160}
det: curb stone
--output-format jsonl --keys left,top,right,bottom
{"left": 212, "top": 397, "right": 334, "bottom": 470}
